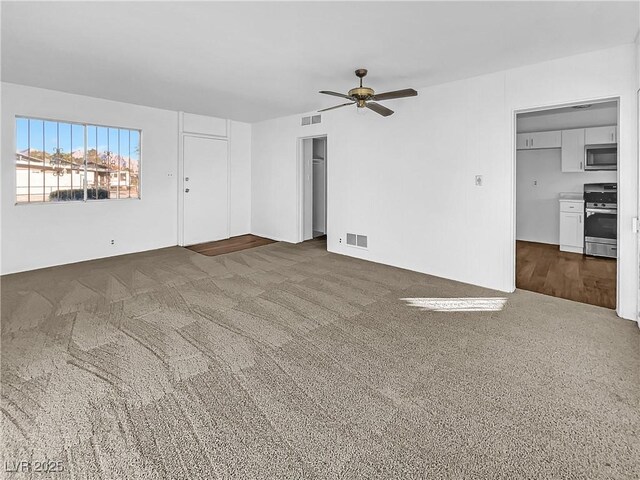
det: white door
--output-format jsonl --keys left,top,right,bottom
{"left": 561, "top": 128, "right": 585, "bottom": 172}
{"left": 312, "top": 137, "right": 327, "bottom": 236}
{"left": 302, "top": 138, "right": 313, "bottom": 241}
{"left": 183, "top": 135, "right": 228, "bottom": 245}
{"left": 312, "top": 159, "right": 326, "bottom": 234}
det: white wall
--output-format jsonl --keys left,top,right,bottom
{"left": 252, "top": 115, "right": 313, "bottom": 242}
{"left": 516, "top": 149, "right": 616, "bottom": 244}
{"left": 251, "top": 44, "right": 638, "bottom": 320}
{"left": 2, "top": 83, "right": 252, "bottom": 274}
{"left": 229, "top": 120, "right": 251, "bottom": 236}
{"left": 1, "top": 83, "right": 179, "bottom": 274}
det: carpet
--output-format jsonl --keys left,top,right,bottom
{"left": 2, "top": 239, "right": 638, "bottom": 479}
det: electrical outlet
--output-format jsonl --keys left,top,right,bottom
{"left": 339, "top": 238, "right": 342, "bottom": 243}
{"left": 533, "top": 180, "right": 538, "bottom": 186}
{"left": 475, "top": 175, "right": 483, "bottom": 187}
{"left": 110, "top": 239, "right": 115, "bottom": 245}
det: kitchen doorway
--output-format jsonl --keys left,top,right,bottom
{"left": 299, "top": 136, "right": 327, "bottom": 243}
{"left": 513, "top": 99, "right": 619, "bottom": 310}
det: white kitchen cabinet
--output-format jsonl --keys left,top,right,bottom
{"left": 516, "top": 131, "right": 561, "bottom": 150}
{"left": 561, "top": 128, "right": 585, "bottom": 172}
{"left": 530, "top": 130, "right": 561, "bottom": 149}
{"left": 559, "top": 200, "right": 584, "bottom": 254}
{"left": 516, "top": 133, "right": 530, "bottom": 150}
{"left": 585, "top": 125, "right": 617, "bottom": 145}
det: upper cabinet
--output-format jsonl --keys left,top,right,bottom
{"left": 561, "top": 128, "right": 586, "bottom": 172}
{"left": 516, "top": 133, "right": 529, "bottom": 150}
{"left": 518, "top": 125, "right": 617, "bottom": 172}
{"left": 516, "top": 130, "right": 561, "bottom": 150}
{"left": 531, "top": 130, "right": 562, "bottom": 149}
{"left": 585, "top": 125, "right": 617, "bottom": 145}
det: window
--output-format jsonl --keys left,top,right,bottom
{"left": 15, "top": 116, "right": 140, "bottom": 203}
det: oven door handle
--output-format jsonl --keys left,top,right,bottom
{"left": 585, "top": 208, "right": 617, "bottom": 215}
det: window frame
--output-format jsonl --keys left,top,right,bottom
{"left": 14, "top": 115, "right": 142, "bottom": 205}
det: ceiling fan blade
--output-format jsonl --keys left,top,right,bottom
{"left": 318, "top": 102, "right": 355, "bottom": 112}
{"left": 366, "top": 102, "right": 394, "bottom": 117}
{"left": 319, "top": 90, "right": 352, "bottom": 100}
{"left": 371, "top": 88, "right": 418, "bottom": 101}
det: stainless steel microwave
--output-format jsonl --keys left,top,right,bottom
{"left": 585, "top": 144, "right": 617, "bottom": 171}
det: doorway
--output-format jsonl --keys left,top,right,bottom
{"left": 182, "top": 135, "right": 229, "bottom": 245}
{"left": 300, "top": 136, "right": 327, "bottom": 242}
{"left": 514, "top": 100, "right": 619, "bottom": 309}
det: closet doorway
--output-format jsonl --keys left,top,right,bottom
{"left": 300, "top": 136, "right": 327, "bottom": 242}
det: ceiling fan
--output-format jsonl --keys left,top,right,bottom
{"left": 318, "top": 69, "right": 418, "bottom": 117}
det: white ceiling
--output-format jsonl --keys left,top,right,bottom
{"left": 516, "top": 101, "right": 618, "bottom": 133}
{"left": 2, "top": 1, "right": 638, "bottom": 123}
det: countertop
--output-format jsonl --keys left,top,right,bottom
{"left": 559, "top": 192, "right": 584, "bottom": 201}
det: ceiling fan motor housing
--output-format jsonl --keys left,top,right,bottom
{"left": 348, "top": 87, "right": 375, "bottom": 107}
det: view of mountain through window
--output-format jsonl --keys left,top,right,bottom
{"left": 15, "top": 117, "right": 141, "bottom": 203}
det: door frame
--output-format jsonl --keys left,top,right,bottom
{"left": 510, "top": 95, "right": 621, "bottom": 313}
{"left": 296, "top": 134, "right": 327, "bottom": 243}
{"left": 178, "top": 118, "right": 231, "bottom": 246}
{"left": 637, "top": 88, "right": 640, "bottom": 324}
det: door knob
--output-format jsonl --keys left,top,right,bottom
{"left": 185, "top": 188, "right": 190, "bottom": 193}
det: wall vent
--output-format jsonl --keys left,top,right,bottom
{"left": 301, "top": 114, "right": 322, "bottom": 126}
{"left": 346, "top": 233, "right": 368, "bottom": 249}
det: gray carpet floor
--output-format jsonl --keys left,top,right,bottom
{"left": 1, "top": 239, "right": 639, "bottom": 479}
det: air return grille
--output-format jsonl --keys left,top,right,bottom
{"left": 346, "top": 233, "right": 367, "bottom": 249}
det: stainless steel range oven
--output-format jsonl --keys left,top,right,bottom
{"left": 583, "top": 183, "right": 617, "bottom": 258}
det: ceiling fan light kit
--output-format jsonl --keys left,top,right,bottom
{"left": 319, "top": 68, "right": 417, "bottom": 117}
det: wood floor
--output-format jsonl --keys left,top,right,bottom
{"left": 186, "top": 234, "right": 276, "bottom": 256}
{"left": 516, "top": 240, "right": 616, "bottom": 309}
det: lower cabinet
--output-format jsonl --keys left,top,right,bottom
{"left": 559, "top": 200, "right": 584, "bottom": 253}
